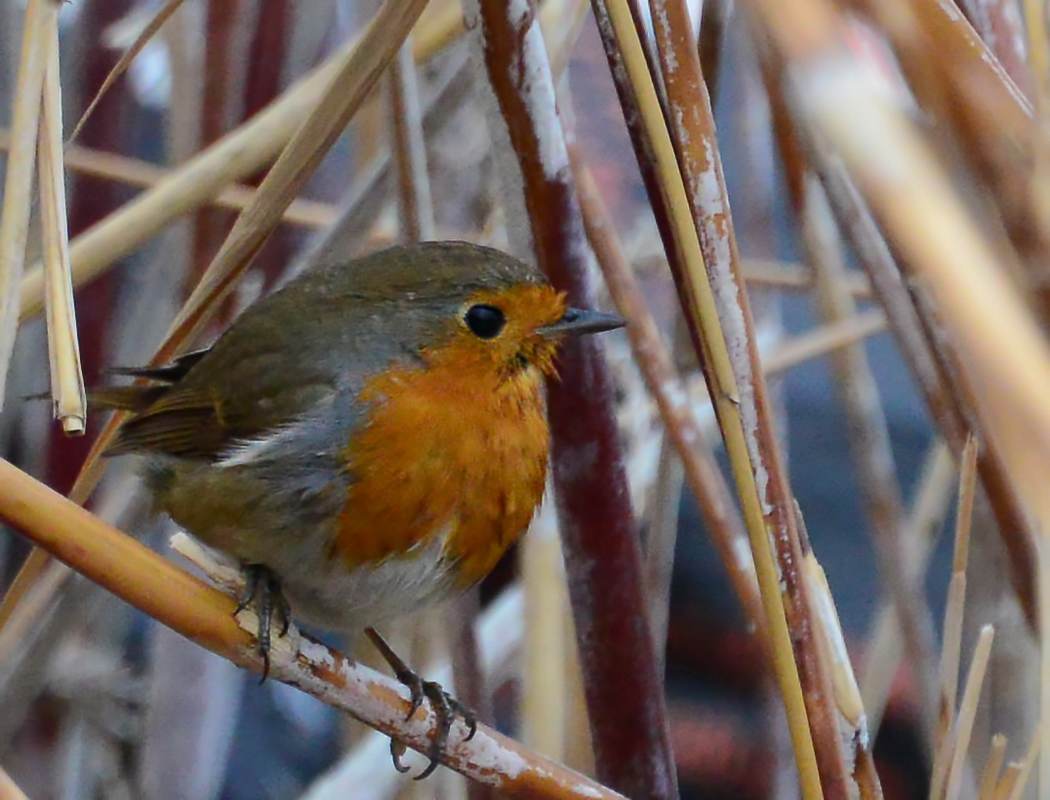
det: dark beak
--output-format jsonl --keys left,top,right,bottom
{"left": 536, "top": 307, "right": 626, "bottom": 338}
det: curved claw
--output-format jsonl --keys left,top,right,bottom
{"left": 235, "top": 564, "right": 291, "bottom": 684}
{"left": 390, "top": 739, "right": 411, "bottom": 774}
{"left": 364, "top": 627, "right": 478, "bottom": 781}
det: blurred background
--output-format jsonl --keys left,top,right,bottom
{"left": 0, "top": 1, "right": 1027, "bottom": 799}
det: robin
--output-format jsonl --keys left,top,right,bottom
{"left": 94, "top": 240, "right": 625, "bottom": 777}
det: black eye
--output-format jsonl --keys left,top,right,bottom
{"left": 464, "top": 304, "right": 506, "bottom": 339}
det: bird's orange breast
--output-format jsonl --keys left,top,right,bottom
{"left": 332, "top": 340, "right": 551, "bottom": 589}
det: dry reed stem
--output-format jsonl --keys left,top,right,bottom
{"left": 0, "top": 0, "right": 55, "bottom": 408}
{"left": 541, "top": 0, "right": 590, "bottom": 78}
{"left": 860, "top": 439, "right": 956, "bottom": 740}
{"left": 938, "top": 575, "right": 968, "bottom": 745}
{"left": 413, "top": 0, "right": 466, "bottom": 59}
{"left": 0, "top": 457, "right": 627, "bottom": 800}
{"left": 37, "top": 12, "right": 85, "bottom": 435}
{"left": 762, "top": 310, "right": 884, "bottom": 376}
{"left": 644, "top": 435, "right": 684, "bottom": 665}
{"left": 980, "top": 734, "right": 1008, "bottom": 800}
{"left": 0, "top": 132, "right": 340, "bottom": 229}
{"left": 609, "top": 0, "right": 839, "bottom": 788}
{"left": 963, "top": 0, "right": 1030, "bottom": 94}
{"left": 389, "top": 36, "right": 435, "bottom": 242}
{"left": 520, "top": 501, "right": 569, "bottom": 759}
{"left": 741, "top": 257, "right": 871, "bottom": 297}
{"left": 954, "top": 437, "right": 979, "bottom": 573}
{"left": 934, "top": 435, "right": 979, "bottom": 771}
{"left": 0, "top": 765, "right": 29, "bottom": 800}
{"left": 1003, "top": 731, "right": 1040, "bottom": 800}
{"left": 854, "top": 0, "right": 1048, "bottom": 311}
{"left": 994, "top": 763, "right": 1022, "bottom": 800}
{"left": 168, "top": 0, "right": 430, "bottom": 349}
{"left": 469, "top": 0, "right": 677, "bottom": 792}
{"left": 67, "top": 0, "right": 188, "bottom": 145}
{"left": 771, "top": 0, "right": 1038, "bottom": 628}
{"left": 802, "top": 551, "right": 864, "bottom": 735}
{"left": 944, "top": 625, "right": 996, "bottom": 800}
{"left": 647, "top": 0, "right": 855, "bottom": 793}
{"left": 796, "top": 159, "right": 938, "bottom": 741}
{"left": 1041, "top": 540, "right": 1050, "bottom": 799}
{"left": 1024, "top": 0, "right": 1050, "bottom": 234}
{"left": 753, "top": 13, "right": 1050, "bottom": 796}
{"left": 573, "top": 149, "right": 765, "bottom": 638}
{"left": 16, "top": 22, "right": 369, "bottom": 321}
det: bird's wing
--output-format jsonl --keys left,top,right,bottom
{"left": 99, "top": 261, "right": 452, "bottom": 461}
{"left": 103, "top": 341, "right": 348, "bottom": 460}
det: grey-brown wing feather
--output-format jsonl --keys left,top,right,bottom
{"left": 105, "top": 294, "right": 438, "bottom": 460}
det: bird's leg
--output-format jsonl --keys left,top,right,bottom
{"left": 364, "top": 627, "right": 478, "bottom": 780}
{"left": 236, "top": 564, "right": 291, "bottom": 682}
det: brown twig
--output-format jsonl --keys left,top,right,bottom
{"left": 389, "top": 37, "right": 435, "bottom": 242}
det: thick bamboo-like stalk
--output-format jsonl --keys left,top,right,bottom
{"left": 0, "top": 457, "right": 627, "bottom": 800}
{"left": 466, "top": 0, "right": 677, "bottom": 795}
{"left": 0, "top": 0, "right": 55, "bottom": 407}
{"left": 37, "top": 12, "right": 85, "bottom": 435}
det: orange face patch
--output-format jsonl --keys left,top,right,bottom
{"left": 330, "top": 282, "right": 565, "bottom": 581}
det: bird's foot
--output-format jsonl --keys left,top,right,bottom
{"left": 365, "top": 627, "right": 478, "bottom": 780}
{"left": 236, "top": 564, "right": 292, "bottom": 682}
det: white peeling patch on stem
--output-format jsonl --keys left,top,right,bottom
{"left": 693, "top": 140, "right": 773, "bottom": 514}
{"left": 464, "top": 0, "right": 571, "bottom": 184}
{"left": 507, "top": 0, "right": 572, "bottom": 182}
